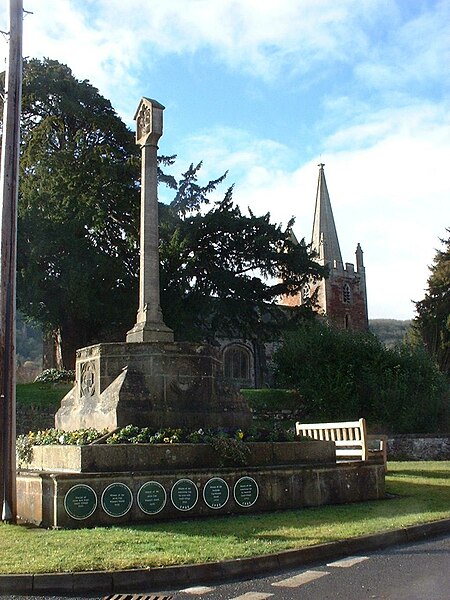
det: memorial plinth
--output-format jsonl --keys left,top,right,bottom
{"left": 55, "top": 341, "right": 251, "bottom": 432}
{"left": 16, "top": 440, "right": 386, "bottom": 528}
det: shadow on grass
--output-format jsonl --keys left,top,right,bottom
{"left": 122, "top": 477, "right": 450, "bottom": 546}
{"left": 388, "top": 469, "right": 450, "bottom": 480}
{"left": 2, "top": 465, "right": 450, "bottom": 574}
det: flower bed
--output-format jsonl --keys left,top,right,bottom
{"left": 17, "top": 425, "right": 336, "bottom": 473}
{"left": 17, "top": 424, "right": 298, "bottom": 465}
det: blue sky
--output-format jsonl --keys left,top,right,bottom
{"left": 1, "top": 0, "right": 449, "bottom": 319}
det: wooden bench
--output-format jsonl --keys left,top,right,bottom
{"left": 295, "top": 418, "right": 369, "bottom": 461}
{"left": 296, "top": 419, "right": 388, "bottom": 468}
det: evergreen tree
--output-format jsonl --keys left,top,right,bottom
{"left": 160, "top": 162, "right": 325, "bottom": 342}
{"left": 413, "top": 230, "right": 450, "bottom": 375}
{"left": 8, "top": 59, "right": 142, "bottom": 367}
{"left": 7, "top": 59, "right": 325, "bottom": 368}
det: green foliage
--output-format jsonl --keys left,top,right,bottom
{"left": 17, "top": 424, "right": 296, "bottom": 468}
{"left": 26, "top": 428, "right": 106, "bottom": 446}
{"left": 16, "top": 424, "right": 298, "bottom": 471}
{"left": 413, "top": 230, "right": 450, "bottom": 375}
{"left": 15, "top": 436, "right": 34, "bottom": 466}
{"left": 210, "top": 436, "right": 250, "bottom": 466}
{"left": 34, "top": 368, "right": 75, "bottom": 384}
{"left": 16, "top": 312, "right": 42, "bottom": 364}
{"left": 16, "top": 428, "right": 108, "bottom": 465}
{"left": 160, "top": 162, "right": 326, "bottom": 342}
{"left": 274, "top": 320, "right": 449, "bottom": 433}
{"left": 106, "top": 425, "right": 185, "bottom": 445}
{"left": 104, "top": 425, "right": 294, "bottom": 444}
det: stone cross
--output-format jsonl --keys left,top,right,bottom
{"left": 126, "top": 98, "right": 174, "bottom": 343}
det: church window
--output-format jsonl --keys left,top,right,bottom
{"left": 343, "top": 283, "right": 351, "bottom": 304}
{"left": 224, "top": 345, "right": 251, "bottom": 381}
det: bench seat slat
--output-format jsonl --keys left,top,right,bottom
{"left": 336, "top": 449, "right": 366, "bottom": 456}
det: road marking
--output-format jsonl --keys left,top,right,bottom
{"left": 272, "top": 570, "right": 329, "bottom": 587}
{"left": 181, "top": 585, "right": 215, "bottom": 594}
{"left": 327, "top": 556, "right": 369, "bottom": 568}
{"left": 229, "top": 593, "right": 273, "bottom": 600}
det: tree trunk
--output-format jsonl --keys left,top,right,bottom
{"left": 42, "top": 329, "right": 64, "bottom": 370}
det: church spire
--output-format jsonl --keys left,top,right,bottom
{"left": 311, "top": 163, "right": 343, "bottom": 269}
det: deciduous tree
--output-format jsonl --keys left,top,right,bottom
{"left": 274, "top": 320, "right": 448, "bottom": 433}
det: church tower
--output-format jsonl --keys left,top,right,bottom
{"left": 308, "top": 163, "right": 369, "bottom": 331}
{"left": 281, "top": 164, "right": 369, "bottom": 330}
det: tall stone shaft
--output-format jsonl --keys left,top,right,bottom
{"left": 126, "top": 98, "right": 173, "bottom": 343}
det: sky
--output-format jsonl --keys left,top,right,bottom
{"left": 1, "top": 0, "right": 449, "bottom": 320}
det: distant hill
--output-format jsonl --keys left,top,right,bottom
{"left": 369, "top": 319, "right": 413, "bottom": 348}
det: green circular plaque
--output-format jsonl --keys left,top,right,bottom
{"left": 101, "top": 482, "right": 133, "bottom": 517}
{"left": 137, "top": 481, "right": 167, "bottom": 515}
{"left": 203, "top": 477, "right": 230, "bottom": 510}
{"left": 171, "top": 478, "right": 199, "bottom": 511}
{"left": 233, "top": 476, "right": 259, "bottom": 507}
{"left": 64, "top": 484, "right": 97, "bottom": 520}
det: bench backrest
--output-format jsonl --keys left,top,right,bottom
{"left": 295, "top": 418, "right": 368, "bottom": 461}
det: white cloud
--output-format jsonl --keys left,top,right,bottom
{"left": 0, "top": 0, "right": 393, "bottom": 93}
{"left": 353, "top": 0, "right": 450, "bottom": 93}
{"left": 174, "top": 99, "right": 449, "bottom": 320}
{"left": 0, "top": 0, "right": 447, "bottom": 321}
{"left": 87, "top": 0, "right": 377, "bottom": 78}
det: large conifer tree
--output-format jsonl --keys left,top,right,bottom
{"left": 6, "top": 59, "right": 325, "bottom": 368}
{"left": 414, "top": 230, "right": 450, "bottom": 375}
{"left": 11, "top": 59, "right": 141, "bottom": 367}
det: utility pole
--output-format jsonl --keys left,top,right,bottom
{"left": 0, "top": 0, "right": 23, "bottom": 523}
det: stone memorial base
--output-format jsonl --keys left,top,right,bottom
{"left": 55, "top": 341, "right": 251, "bottom": 432}
{"left": 16, "top": 441, "right": 385, "bottom": 529}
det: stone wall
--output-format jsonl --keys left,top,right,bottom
{"left": 387, "top": 434, "right": 450, "bottom": 461}
{"left": 16, "top": 405, "right": 56, "bottom": 434}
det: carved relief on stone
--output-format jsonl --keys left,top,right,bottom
{"left": 165, "top": 359, "right": 196, "bottom": 395}
{"left": 80, "top": 360, "right": 96, "bottom": 398}
{"left": 136, "top": 103, "right": 152, "bottom": 143}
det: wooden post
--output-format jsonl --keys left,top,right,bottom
{"left": 0, "top": 0, "right": 23, "bottom": 522}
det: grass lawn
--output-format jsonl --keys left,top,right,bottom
{"left": 16, "top": 383, "right": 72, "bottom": 409}
{"left": 1, "top": 461, "right": 449, "bottom": 574}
